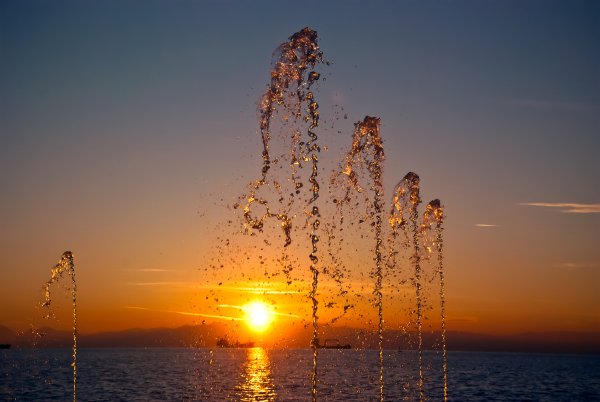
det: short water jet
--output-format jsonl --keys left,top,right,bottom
{"left": 337, "top": 116, "right": 386, "bottom": 400}
{"left": 421, "top": 199, "right": 447, "bottom": 401}
{"left": 40, "top": 251, "right": 78, "bottom": 402}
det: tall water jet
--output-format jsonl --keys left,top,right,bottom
{"left": 337, "top": 116, "right": 385, "bottom": 400}
{"left": 306, "top": 48, "right": 322, "bottom": 402}
{"left": 234, "top": 27, "right": 324, "bottom": 401}
{"left": 41, "top": 251, "right": 78, "bottom": 402}
{"left": 422, "top": 199, "right": 447, "bottom": 401}
{"left": 239, "top": 27, "right": 323, "bottom": 249}
{"left": 389, "top": 172, "right": 423, "bottom": 400}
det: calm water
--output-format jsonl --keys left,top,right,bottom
{"left": 1, "top": 348, "right": 599, "bottom": 401}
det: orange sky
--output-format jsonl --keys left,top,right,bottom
{"left": 1, "top": 2, "right": 599, "bottom": 340}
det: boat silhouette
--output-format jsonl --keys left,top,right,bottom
{"left": 216, "top": 337, "right": 255, "bottom": 348}
{"left": 316, "top": 338, "right": 351, "bottom": 349}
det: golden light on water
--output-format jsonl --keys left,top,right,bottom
{"left": 243, "top": 301, "right": 274, "bottom": 332}
{"left": 236, "top": 347, "right": 276, "bottom": 401}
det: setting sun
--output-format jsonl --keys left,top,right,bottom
{"left": 243, "top": 301, "right": 274, "bottom": 332}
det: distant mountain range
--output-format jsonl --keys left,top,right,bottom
{"left": 1, "top": 324, "right": 598, "bottom": 353}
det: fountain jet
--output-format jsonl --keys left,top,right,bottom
{"left": 339, "top": 116, "right": 385, "bottom": 400}
{"left": 389, "top": 172, "right": 424, "bottom": 400}
{"left": 41, "top": 251, "right": 78, "bottom": 402}
{"left": 237, "top": 27, "right": 324, "bottom": 401}
{"left": 421, "top": 199, "right": 447, "bottom": 401}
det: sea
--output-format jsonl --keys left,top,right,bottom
{"left": 1, "top": 348, "right": 599, "bottom": 401}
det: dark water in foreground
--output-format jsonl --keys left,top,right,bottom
{"left": 1, "top": 348, "right": 599, "bottom": 401}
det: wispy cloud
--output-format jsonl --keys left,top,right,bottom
{"left": 199, "top": 281, "right": 402, "bottom": 296}
{"left": 133, "top": 269, "right": 171, "bottom": 272}
{"left": 519, "top": 202, "right": 600, "bottom": 214}
{"left": 552, "top": 262, "right": 598, "bottom": 269}
{"left": 125, "top": 281, "right": 195, "bottom": 287}
{"left": 475, "top": 224, "right": 499, "bottom": 227}
{"left": 218, "top": 304, "right": 301, "bottom": 318}
{"left": 215, "top": 286, "right": 304, "bottom": 295}
{"left": 124, "top": 305, "right": 302, "bottom": 321}
{"left": 124, "top": 306, "right": 243, "bottom": 321}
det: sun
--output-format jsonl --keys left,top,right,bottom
{"left": 243, "top": 301, "right": 274, "bottom": 332}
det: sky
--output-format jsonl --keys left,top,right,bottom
{"left": 1, "top": 0, "right": 599, "bottom": 339}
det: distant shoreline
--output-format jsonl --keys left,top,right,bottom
{"left": 3, "top": 347, "right": 598, "bottom": 356}
{"left": 2, "top": 324, "right": 599, "bottom": 354}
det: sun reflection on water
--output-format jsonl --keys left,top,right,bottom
{"left": 235, "top": 347, "right": 277, "bottom": 401}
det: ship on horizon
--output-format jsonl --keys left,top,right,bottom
{"left": 316, "top": 339, "right": 351, "bottom": 349}
{"left": 216, "top": 337, "right": 255, "bottom": 348}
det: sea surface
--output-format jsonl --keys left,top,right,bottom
{"left": 1, "top": 348, "right": 599, "bottom": 401}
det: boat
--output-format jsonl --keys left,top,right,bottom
{"left": 0, "top": 344, "right": 10, "bottom": 349}
{"left": 316, "top": 339, "right": 351, "bottom": 349}
{"left": 216, "top": 338, "right": 255, "bottom": 348}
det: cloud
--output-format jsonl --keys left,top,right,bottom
{"left": 519, "top": 202, "right": 600, "bottom": 214}
{"left": 552, "top": 262, "right": 598, "bottom": 269}
{"left": 133, "top": 269, "right": 171, "bottom": 272}
{"left": 475, "top": 224, "right": 499, "bottom": 227}
{"left": 124, "top": 306, "right": 243, "bottom": 321}
{"left": 124, "top": 305, "right": 301, "bottom": 321}
{"left": 215, "top": 286, "right": 304, "bottom": 295}
{"left": 125, "top": 281, "right": 195, "bottom": 287}
{"left": 218, "top": 304, "right": 301, "bottom": 318}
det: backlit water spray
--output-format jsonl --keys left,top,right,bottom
{"left": 422, "top": 199, "right": 447, "bottom": 401}
{"left": 390, "top": 172, "right": 424, "bottom": 400}
{"left": 236, "top": 27, "right": 448, "bottom": 400}
{"left": 236, "top": 27, "right": 324, "bottom": 401}
{"left": 41, "top": 251, "right": 78, "bottom": 402}
{"left": 338, "top": 116, "right": 385, "bottom": 400}
{"left": 27, "top": 27, "right": 451, "bottom": 402}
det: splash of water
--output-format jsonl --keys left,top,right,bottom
{"left": 422, "top": 199, "right": 447, "bottom": 401}
{"left": 236, "top": 27, "right": 324, "bottom": 401}
{"left": 339, "top": 116, "right": 385, "bottom": 399}
{"left": 227, "top": 27, "right": 450, "bottom": 401}
{"left": 240, "top": 27, "right": 323, "bottom": 248}
{"left": 41, "top": 251, "right": 78, "bottom": 402}
{"left": 390, "top": 172, "right": 423, "bottom": 400}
